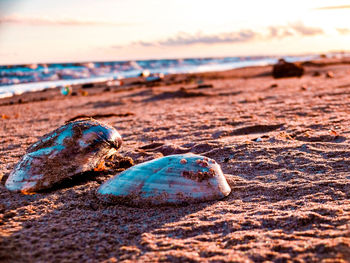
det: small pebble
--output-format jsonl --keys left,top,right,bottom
{"left": 80, "top": 90, "right": 88, "bottom": 96}
{"left": 326, "top": 71, "right": 334, "bottom": 78}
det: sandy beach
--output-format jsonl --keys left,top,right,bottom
{"left": 1, "top": 58, "right": 350, "bottom": 262}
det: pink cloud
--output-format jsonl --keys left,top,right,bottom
{"left": 337, "top": 28, "right": 350, "bottom": 34}
{"left": 315, "top": 5, "right": 350, "bottom": 10}
{"left": 127, "top": 23, "right": 324, "bottom": 47}
{"left": 0, "top": 14, "right": 128, "bottom": 26}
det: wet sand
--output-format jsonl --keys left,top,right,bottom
{"left": 1, "top": 58, "right": 350, "bottom": 262}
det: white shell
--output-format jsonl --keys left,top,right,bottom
{"left": 97, "top": 154, "right": 231, "bottom": 206}
{"left": 5, "top": 119, "right": 122, "bottom": 193}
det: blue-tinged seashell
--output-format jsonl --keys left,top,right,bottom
{"left": 97, "top": 154, "right": 231, "bottom": 206}
{"left": 5, "top": 119, "right": 122, "bottom": 193}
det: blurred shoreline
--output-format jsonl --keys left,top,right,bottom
{"left": 1, "top": 54, "right": 350, "bottom": 107}
{"left": 1, "top": 53, "right": 337, "bottom": 99}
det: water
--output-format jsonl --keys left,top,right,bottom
{"left": 0, "top": 55, "right": 319, "bottom": 99}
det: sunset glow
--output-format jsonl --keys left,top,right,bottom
{"left": 0, "top": 0, "right": 349, "bottom": 64}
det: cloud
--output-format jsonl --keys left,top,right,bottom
{"left": 128, "top": 23, "right": 324, "bottom": 48}
{"left": 132, "top": 31, "right": 257, "bottom": 47}
{"left": 0, "top": 14, "right": 127, "bottom": 26}
{"left": 155, "top": 30, "right": 257, "bottom": 46}
{"left": 289, "top": 22, "right": 324, "bottom": 36}
{"left": 337, "top": 28, "right": 350, "bottom": 34}
{"left": 267, "top": 26, "right": 293, "bottom": 38}
{"left": 315, "top": 5, "right": 350, "bottom": 10}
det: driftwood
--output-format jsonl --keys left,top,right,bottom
{"left": 66, "top": 113, "right": 134, "bottom": 122}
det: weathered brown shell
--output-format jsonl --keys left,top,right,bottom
{"left": 5, "top": 119, "right": 122, "bottom": 193}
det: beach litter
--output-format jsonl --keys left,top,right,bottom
{"left": 5, "top": 119, "right": 122, "bottom": 193}
{"left": 97, "top": 153, "right": 231, "bottom": 206}
{"left": 60, "top": 85, "right": 72, "bottom": 96}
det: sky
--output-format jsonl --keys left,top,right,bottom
{"left": 0, "top": 0, "right": 349, "bottom": 64}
